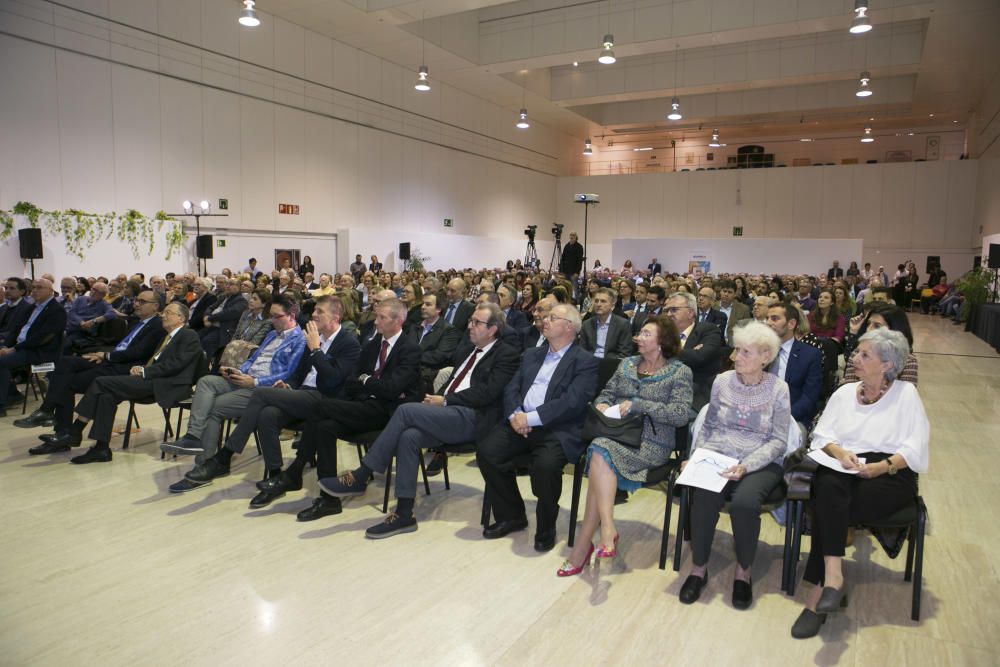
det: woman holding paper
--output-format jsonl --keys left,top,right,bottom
{"left": 678, "top": 321, "right": 790, "bottom": 610}
{"left": 556, "top": 315, "right": 693, "bottom": 577}
{"left": 791, "top": 328, "right": 928, "bottom": 639}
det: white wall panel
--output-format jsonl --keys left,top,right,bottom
{"left": 911, "top": 160, "right": 949, "bottom": 249}
{"left": 819, "top": 166, "right": 853, "bottom": 238}
{"left": 710, "top": 170, "right": 739, "bottom": 237}
{"left": 736, "top": 170, "right": 766, "bottom": 237}
{"left": 763, "top": 169, "right": 794, "bottom": 237}
{"left": 159, "top": 77, "right": 203, "bottom": 217}
{"left": 274, "top": 106, "right": 307, "bottom": 233}
{"left": 791, "top": 166, "right": 823, "bottom": 238}
{"left": 687, "top": 173, "right": 714, "bottom": 236}
{"left": 303, "top": 113, "right": 335, "bottom": 235}
{"left": 879, "top": 163, "right": 916, "bottom": 248}
{"left": 330, "top": 119, "right": 359, "bottom": 232}
{"left": 239, "top": 97, "right": 274, "bottom": 231}
{"left": 111, "top": 65, "right": 162, "bottom": 213}
{"left": 202, "top": 88, "right": 242, "bottom": 228}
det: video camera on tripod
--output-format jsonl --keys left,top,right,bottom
{"left": 523, "top": 225, "right": 539, "bottom": 268}
{"left": 552, "top": 223, "right": 564, "bottom": 239}
{"left": 524, "top": 225, "right": 538, "bottom": 240}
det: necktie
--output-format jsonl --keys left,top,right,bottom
{"left": 680, "top": 332, "right": 687, "bottom": 346}
{"left": 445, "top": 303, "right": 457, "bottom": 324}
{"left": 446, "top": 348, "right": 482, "bottom": 394}
{"left": 372, "top": 339, "right": 390, "bottom": 378}
{"left": 146, "top": 332, "right": 172, "bottom": 366}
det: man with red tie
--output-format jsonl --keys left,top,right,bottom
{"left": 318, "top": 303, "right": 520, "bottom": 538}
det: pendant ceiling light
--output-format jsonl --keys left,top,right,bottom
{"left": 414, "top": 13, "right": 430, "bottom": 92}
{"left": 860, "top": 125, "right": 875, "bottom": 143}
{"left": 855, "top": 71, "right": 872, "bottom": 97}
{"left": 598, "top": 35, "right": 616, "bottom": 65}
{"left": 667, "top": 44, "right": 682, "bottom": 120}
{"left": 850, "top": 0, "right": 872, "bottom": 34}
{"left": 238, "top": 0, "right": 260, "bottom": 27}
{"left": 583, "top": 138, "right": 593, "bottom": 155}
{"left": 708, "top": 130, "right": 721, "bottom": 148}
{"left": 516, "top": 108, "right": 530, "bottom": 129}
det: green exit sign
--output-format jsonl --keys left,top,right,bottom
{"left": 732, "top": 226, "right": 743, "bottom": 237}
{"left": 443, "top": 218, "right": 453, "bottom": 227}
{"left": 216, "top": 239, "right": 226, "bottom": 247}
{"left": 218, "top": 198, "right": 228, "bottom": 210}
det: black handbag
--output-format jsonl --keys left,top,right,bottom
{"left": 581, "top": 404, "right": 654, "bottom": 450}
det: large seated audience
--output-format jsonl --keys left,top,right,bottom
{"left": 3, "top": 247, "right": 948, "bottom": 638}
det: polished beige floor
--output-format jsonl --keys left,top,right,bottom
{"left": 1, "top": 314, "right": 998, "bottom": 666}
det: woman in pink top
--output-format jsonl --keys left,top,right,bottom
{"left": 808, "top": 290, "right": 845, "bottom": 343}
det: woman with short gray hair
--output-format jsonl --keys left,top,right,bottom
{"left": 791, "top": 327, "right": 929, "bottom": 639}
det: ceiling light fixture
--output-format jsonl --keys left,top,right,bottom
{"left": 572, "top": 61, "right": 579, "bottom": 67}
{"left": 515, "top": 72, "right": 529, "bottom": 129}
{"left": 849, "top": 0, "right": 871, "bottom": 34}
{"left": 238, "top": 0, "right": 260, "bottom": 27}
{"left": 414, "top": 13, "right": 431, "bottom": 92}
{"left": 856, "top": 71, "right": 872, "bottom": 97}
{"left": 414, "top": 65, "right": 430, "bottom": 92}
{"left": 708, "top": 130, "right": 721, "bottom": 148}
{"left": 516, "top": 108, "right": 530, "bottom": 129}
{"left": 800, "top": 138, "right": 813, "bottom": 142}
{"left": 667, "top": 44, "right": 682, "bottom": 120}
{"left": 583, "top": 138, "right": 593, "bottom": 155}
{"left": 633, "top": 147, "right": 653, "bottom": 151}
{"left": 860, "top": 125, "right": 875, "bottom": 143}
{"left": 598, "top": 35, "right": 616, "bottom": 65}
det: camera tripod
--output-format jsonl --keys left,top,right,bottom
{"left": 549, "top": 233, "right": 563, "bottom": 273}
{"left": 524, "top": 238, "right": 538, "bottom": 269}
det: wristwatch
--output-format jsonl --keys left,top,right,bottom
{"left": 885, "top": 459, "right": 898, "bottom": 475}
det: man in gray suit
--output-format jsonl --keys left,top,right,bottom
{"left": 580, "top": 288, "right": 634, "bottom": 359}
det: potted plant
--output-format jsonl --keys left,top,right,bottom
{"left": 957, "top": 266, "right": 994, "bottom": 325}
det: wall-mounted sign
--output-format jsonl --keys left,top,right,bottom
{"left": 218, "top": 198, "right": 229, "bottom": 210}
{"left": 278, "top": 204, "right": 300, "bottom": 215}
{"left": 732, "top": 226, "right": 743, "bottom": 237}
{"left": 216, "top": 239, "right": 226, "bottom": 247}
{"left": 443, "top": 218, "right": 453, "bottom": 227}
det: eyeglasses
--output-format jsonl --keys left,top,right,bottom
{"left": 270, "top": 311, "right": 289, "bottom": 320}
{"left": 542, "top": 315, "right": 573, "bottom": 324}
{"left": 469, "top": 318, "right": 491, "bottom": 328}
{"left": 664, "top": 306, "right": 691, "bottom": 314}
{"left": 636, "top": 330, "right": 656, "bottom": 338}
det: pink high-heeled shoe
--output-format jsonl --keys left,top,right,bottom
{"left": 557, "top": 544, "right": 595, "bottom": 577}
{"left": 595, "top": 533, "right": 619, "bottom": 559}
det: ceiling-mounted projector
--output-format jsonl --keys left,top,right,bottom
{"left": 574, "top": 193, "right": 599, "bottom": 203}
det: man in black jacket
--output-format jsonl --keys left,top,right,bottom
{"left": 199, "top": 277, "right": 247, "bottom": 358}
{"left": 53, "top": 302, "right": 204, "bottom": 464}
{"left": 0, "top": 279, "right": 67, "bottom": 417}
{"left": 579, "top": 288, "right": 634, "bottom": 359}
{"left": 319, "top": 303, "right": 520, "bottom": 538}
{"left": 187, "top": 277, "right": 217, "bottom": 331}
{"left": 257, "top": 298, "right": 422, "bottom": 520}
{"left": 559, "top": 232, "right": 584, "bottom": 277}
{"left": 410, "top": 290, "right": 460, "bottom": 391}
{"left": 179, "top": 295, "right": 361, "bottom": 498}
{"left": 0, "top": 277, "right": 33, "bottom": 346}
{"left": 665, "top": 292, "right": 723, "bottom": 412}
{"left": 17, "top": 291, "right": 165, "bottom": 447}
{"left": 442, "top": 278, "right": 475, "bottom": 332}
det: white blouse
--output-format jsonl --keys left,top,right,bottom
{"left": 810, "top": 380, "right": 929, "bottom": 473}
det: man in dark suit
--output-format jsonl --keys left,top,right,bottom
{"left": 359, "top": 289, "right": 397, "bottom": 342}
{"left": 187, "top": 295, "right": 360, "bottom": 498}
{"left": 648, "top": 257, "right": 662, "bottom": 276}
{"left": 716, "top": 280, "right": 752, "bottom": 346}
{"left": 765, "top": 303, "right": 823, "bottom": 425}
{"left": 17, "top": 290, "right": 165, "bottom": 446}
{"left": 665, "top": 292, "right": 723, "bottom": 412}
{"left": 827, "top": 260, "right": 844, "bottom": 281}
{"left": 0, "top": 277, "right": 33, "bottom": 346}
{"left": 442, "top": 278, "right": 475, "bottom": 332}
{"left": 411, "top": 291, "right": 460, "bottom": 391}
{"left": 559, "top": 232, "right": 584, "bottom": 278}
{"left": 695, "top": 286, "right": 728, "bottom": 332}
{"left": 631, "top": 285, "right": 666, "bottom": 336}
{"left": 318, "top": 303, "right": 520, "bottom": 538}
{"left": 0, "top": 279, "right": 67, "bottom": 417}
{"left": 523, "top": 297, "right": 555, "bottom": 350}
{"left": 477, "top": 304, "right": 599, "bottom": 552}
{"left": 497, "top": 284, "right": 529, "bottom": 335}
{"left": 579, "top": 288, "right": 634, "bottom": 359}
{"left": 187, "top": 277, "right": 217, "bottom": 331}
{"left": 199, "top": 277, "right": 248, "bottom": 358}
{"left": 51, "top": 302, "right": 204, "bottom": 464}
{"left": 257, "top": 298, "right": 423, "bottom": 519}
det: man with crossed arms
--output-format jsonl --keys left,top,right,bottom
{"left": 319, "top": 303, "right": 520, "bottom": 538}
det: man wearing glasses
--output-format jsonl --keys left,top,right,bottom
{"left": 664, "top": 291, "right": 723, "bottom": 412}
{"left": 163, "top": 295, "right": 306, "bottom": 490}
{"left": 18, "top": 291, "right": 165, "bottom": 447}
{"left": 319, "top": 303, "right": 520, "bottom": 538}
{"left": 0, "top": 279, "right": 67, "bottom": 418}
{"left": 477, "top": 304, "right": 599, "bottom": 552}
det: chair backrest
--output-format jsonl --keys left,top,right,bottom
{"left": 597, "top": 356, "right": 622, "bottom": 393}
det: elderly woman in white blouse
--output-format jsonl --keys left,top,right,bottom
{"left": 791, "top": 328, "right": 929, "bottom": 639}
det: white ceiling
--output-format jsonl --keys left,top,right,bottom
{"left": 255, "top": 0, "right": 1000, "bottom": 147}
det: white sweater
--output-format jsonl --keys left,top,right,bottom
{"left": 810, "top": 380, "right": 929, "bottom": 473}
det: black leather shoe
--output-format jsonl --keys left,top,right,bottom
{"left": 29, "top": 441, "right": 71, "bottom": 455}
{"left": 815, "top": 586, "right": 846, "bottom": 613}
{"left": 534, "top": 529, "right": 557, "bottom": 552}
{"left": 13, "top": 409, "right": 55, "bottom": 429}
{"left": 184, "top": 459, "right": 230, "bottom": 483}
{"left": 424, "top": 451, "right": 446, "bottom": 477}
{"left": 255, "top": 470, "right": 303, "bottom": 493}
{"left": 46, "top": 431, "right": 82, "bottom": 448}
{"left": 679, "top": 571, "right": 708, "bottom": 604}
{"left": 732, "top": 578, "right": 753, "bottom": 610}
{"left": 70, "top": 447, "right": 112, "bottom": 464}
{"left": 791, "top": 608, "right": 827, "bottom": 639}
{"left": 249, "top": 488, "right": 286, "bottom": 509}
{"left": 296, "top": 496, "right": 343, "bottom": 521}
{"left": 482, "top": 517, "right": 529, "bottom": 539}
{"left": 169, "top": 477, "right": 211, "bottom": 493}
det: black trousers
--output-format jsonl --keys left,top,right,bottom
{"left": 223, "top": 387, "right": 326, "bottom": 471}
{"left": 43, "top": 356, "right": 128, "bottom": 430}
{"left": 300, "top": 398, "right": 395, "bottom": 478}
{"left": 803, "top": 452, "right": 917, "bottom": 585}
{"left": 75, "top": 375, "right": 156, "bottom": 443}
{"left": 476, "top": 423, "right": 568, "bottom": 536}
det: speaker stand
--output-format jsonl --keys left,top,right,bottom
{"left": 28, "top": 258, "right": 35, "bottom": 281}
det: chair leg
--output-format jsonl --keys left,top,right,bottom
{"left": 122, "top": 402, "right": 136, "bottom": 450}
{"left": 659, "top": 477, "right": 675, "bottom": 570}
{"left": 442, "top": 452, "right": 451, "bottom": 490}
{"left": 568, "top": 458, "right": 585, "bottom": 548}
{"left": 787, "top": 500, "right": 805, "bottom": 597}
{"left": 782, "top": 500, "right": 795, "bottom": 594}
{"left": 673, "top": 487, "right": 689, "bottom": 572}
{"left": 383, "top": 456, "right": 393, "bottom": 514}
{"left": 911, "top": 506, "right": 927, "bottom": 621}
{"left": 162, "top": 408, "right": 173, "bottom": 443}
{"left": 253, "top": 430, "right": 262, "bottom": 456}
{"left": 418, "top": 454, "right": 431, "bottom": 496}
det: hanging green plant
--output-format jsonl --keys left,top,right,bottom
{"left": 0, "top": 201, "right": 185, "bottom": 261}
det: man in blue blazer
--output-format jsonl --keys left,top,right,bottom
{"left": 766, "top": 303, "right": 823, "bottom": 425}
{"left": 0, "top": 279, "right": 67, "bottom": 417}
{"left": 477, "top": 303, "right": 599, "bottom": 552}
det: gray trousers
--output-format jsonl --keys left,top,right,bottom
{"left": 186, "top": 375, "right": 254, "bottom": 464}
{"left": 689, "top": 462, "right": 784, "bottom": 570}
{"left": 362, "top": 402, "right": 477, "bottom": 500}
{"left": 223, "top": 386, "right": 326, "bottom": 471}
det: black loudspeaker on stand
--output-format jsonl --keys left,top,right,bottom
{"left": 988, "top": 244, "right": 1000, "bottom": 270}
{"left": 399, "top": 242, "right": 411, "bottom": 261}
{"left": 19, "top": 228, "right": 43, "bottom": 280}
{"left": 196, "top": 234, "right": 214, "bottom": 259}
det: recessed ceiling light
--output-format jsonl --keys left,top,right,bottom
{"left": 800, "top": 138, "right": 813, "bottom": 142}
{"left": 953, "top": 120, "right": 958, "bottom": 123}
{"left": 572, "top": 61, "right": 579, "bottom": 67}
{"left": 928, "top": 113, "right": 934, "bottom": 117}
{"left": 633, "top": 147, "right": 653, "bottom": 151}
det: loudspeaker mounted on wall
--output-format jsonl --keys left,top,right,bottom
{"left": 988, "top": 244, "right": 1000, "bottom": 270}
{"left": 926, "top": 255, "right": 941, "bottom": 273}
{"left": 399, "top": 242, "right": 411, "bottom": 261}
{"left": 18, "top": 228, "right": 43, "bottom": 259}
{"left": 196, "top": 234, "right": 214, "bottom": 259}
